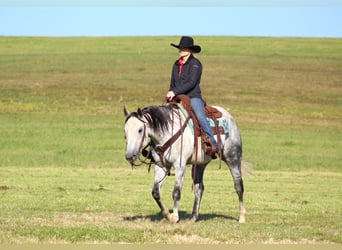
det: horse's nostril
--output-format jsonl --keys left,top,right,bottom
{"left": 126, "top": 153, "right": 137, "bottom": 162}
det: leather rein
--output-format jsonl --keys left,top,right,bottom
{"left": 131, "top": 108, "right": 190, "bottom": 167}
{"left": 155, "top": 113, "right": 190, "bottom": 164}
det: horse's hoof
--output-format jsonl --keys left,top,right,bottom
{"left": 239, "top": 216, "right": 246, "bottom": 223}
{"left": 190, "top": 216, "right": 198, "bottom": 223}
{"left": 169, "top": 213, "right": 179, "bottom": 224}
{"left": 163, "top": 211, "right": 171, "bottom": 222}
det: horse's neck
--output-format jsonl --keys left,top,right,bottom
{"left": 148, "top": 109, "right": 185, "bottom": 145}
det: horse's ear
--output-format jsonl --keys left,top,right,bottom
{"left": 123, "top": 105, "right": 130, "bottom": 117}
{"left": 137, "top": 108, "right": 143, "bottom": 117}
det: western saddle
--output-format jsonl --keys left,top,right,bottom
{"left": 170, "top": 94, "right": 223, "bottom": 158}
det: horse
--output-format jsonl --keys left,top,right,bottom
{"left": 123, "top": 103, "right": 246, "bottom": 223}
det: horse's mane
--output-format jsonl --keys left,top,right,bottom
{"left": 142, "top": 105, "right": 174, "bottom": 132}
{"left": 127, "top": 105, "right": 177, "bottom": 133}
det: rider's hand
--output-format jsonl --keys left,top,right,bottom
{"left": 166, "top": 91, "right": 175, "bottom": 102}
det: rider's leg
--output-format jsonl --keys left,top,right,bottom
{"left": 190, "top": 97, "right": 219, "bottom": 153}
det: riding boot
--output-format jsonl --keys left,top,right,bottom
{"left": 203, "top": 138, "right": 219, "bottom": 159}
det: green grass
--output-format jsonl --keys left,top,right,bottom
{"left": 0, "top": 36, "right": 341, "bottom": 243}
{"left": 0, "top": 167, "right": 341, "bottom": 243}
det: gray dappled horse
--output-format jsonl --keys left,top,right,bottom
{"left": 124, "top": 104, "right": 245, "bottom": 223}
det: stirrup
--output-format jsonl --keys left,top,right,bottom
{"left": 204, "top": 142, "right": 216, "bottom": 157}
{"left": 211, "top": 152, "right": 218, "bottom": 159}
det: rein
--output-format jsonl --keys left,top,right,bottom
{"left": 154, "top": 114, "right": 190, "bottom": 164}
{"left": 128, "top": 107, "right": 190, "bottom": 168}
{"left": 129, "top": 123, "right": 150, "bottom": 167}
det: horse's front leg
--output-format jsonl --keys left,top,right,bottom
{"left": 152, "top": 165, "right": 171, "bottom": 221}
{"left": 170, "top": 163, "right": 186, "bottom": 223}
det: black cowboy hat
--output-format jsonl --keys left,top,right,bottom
{"left": 170, "top": 36, "right": 201, "bottom": 53}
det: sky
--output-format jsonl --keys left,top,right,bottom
{"left": 1, "top": 0, "right": 342, "bottom": 38}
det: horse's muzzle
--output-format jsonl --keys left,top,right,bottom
{"left": 125, "top": 152, "right": 138, "bottom": 164}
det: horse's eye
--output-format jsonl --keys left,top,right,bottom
{"left": 138, "top": 128, "right": 143, "bottom": 133}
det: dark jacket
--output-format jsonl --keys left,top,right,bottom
{"left": 169, "top": 54, "right": 202, "bottom": 99}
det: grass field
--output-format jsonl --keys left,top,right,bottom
{"left": 0, "top": 36, "right": 341, "bottom": 244}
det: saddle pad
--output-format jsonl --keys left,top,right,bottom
{"left": 177, "top": 104, "right": 229, "bottom": 135}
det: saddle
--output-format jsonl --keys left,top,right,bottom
{"left": 170, "top": 94, "right": 224, "bottom": 157}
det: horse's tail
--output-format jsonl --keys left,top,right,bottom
{"left": 241, "top": 161, "right": 255, "bottom": 177}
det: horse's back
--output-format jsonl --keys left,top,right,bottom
{"left": 213, "top": 106, "right": 242, "bottom": 145}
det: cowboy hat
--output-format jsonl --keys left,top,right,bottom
{"left": 170, "top": 36, "right": 201, "bottom": 53}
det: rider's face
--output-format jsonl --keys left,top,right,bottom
{"left": 178, "top": 47, "right": 191, "bottom": 58}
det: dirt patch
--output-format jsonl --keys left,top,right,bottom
{"left": 263, "top": 238, "right": 336, "bottom": 244}
{"left": 26, "top": 212, "right": 122, "bottom": 227}
{"left": 166, "top": 234, "right": 221, "bottom": 244}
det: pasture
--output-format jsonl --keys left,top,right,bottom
{"left": 0, "top": 36, "right": 341, "bottom": 244}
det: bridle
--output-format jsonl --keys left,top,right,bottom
{"left": 127, "top": 119, "right": 151, "bottom": 167}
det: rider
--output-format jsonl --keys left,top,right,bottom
{"left": 166, "top": 36, "right": 220, "bottom": 157}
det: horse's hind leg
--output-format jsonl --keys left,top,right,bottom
{"left": 152, "top": 165, "right": 171, "bottom": 221}
{"left": 190, "top": 164, "right": 206, "bottom": 222}
{"left": 169, "top": 164, "right": 186, "bottom": 224}
{"left": 225, "top": 144, "right": 246, "bottom": 223}
{"left": 231, "top": 169, "right": 246, "bottom": 223}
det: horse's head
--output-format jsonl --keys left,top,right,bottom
{"left": 123, "top": 106, "right": 148, "bottom": 164}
